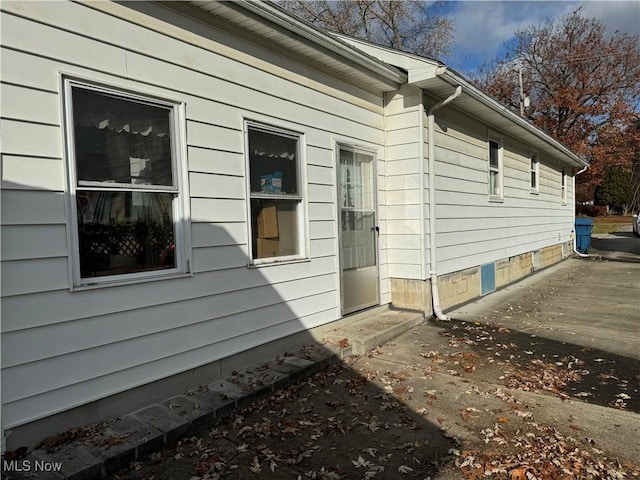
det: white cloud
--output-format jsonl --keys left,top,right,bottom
{"left": 443, "top": 0, "right": 639, "bottom": 73}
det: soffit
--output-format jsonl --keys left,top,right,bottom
{"left": 184, "top": 0, "right": 406, "bottom": 94}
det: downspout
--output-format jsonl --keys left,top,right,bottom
{"left": 572, "top": 165, "right": 589, "bottom": 257}
{"left": 427, "top": 86, "right": 462, "bottom": 321}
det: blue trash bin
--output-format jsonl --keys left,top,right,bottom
{"left": 575, "top": 217, "right": 593, "bottom": 254}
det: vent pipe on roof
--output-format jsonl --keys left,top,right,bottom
{"left": 427, "top": 85, "right": 462, "bottom": 321}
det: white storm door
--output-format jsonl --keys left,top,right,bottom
{"left": 338, "top": 147, "right": 379, "bottom": 315}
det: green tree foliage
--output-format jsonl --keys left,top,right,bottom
{"left": 595, "top": 166, "right": 633, "bottom": 214}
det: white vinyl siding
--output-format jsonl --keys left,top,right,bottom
{"left": 433, "top": 109, "right": 575, "bottom": 275}
{"left": 381, "top": 86, "right": 425, "bottom": 281}
{"left": 0, "top": 0, "right": 387, "bottom": 432}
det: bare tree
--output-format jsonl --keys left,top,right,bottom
{"left": 474, "top": 8, "right": 640, "bottom": 202}
{"left": 277, "top": 0, "right": 455, "bottom": 59}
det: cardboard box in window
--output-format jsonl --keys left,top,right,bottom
{"left": 257, "top": 201, "right": 278, "bottom": 238}
{"left": 255, "top": 202, "right": 297, "bottom": 258}
{"left": 275, "top": 202, "right": 296, "bottom": 256}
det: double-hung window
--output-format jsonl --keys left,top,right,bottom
{"left": 65, "top": 80, "right": 186, "bottom": 285}
{"left": 488, "top": 134, "right": 503, "bottom": 199}
{"left": 246, "top": 123, "right": 305, "bottom": 262}
{"left": 530, "top": 151, "right": 539, "bottom": 193}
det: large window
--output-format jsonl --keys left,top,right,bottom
{"left": 246, "top": 124, "right": 304, "bottom": 261}
{"left": 488, "top": 135, "right": 503, "bottom": 199}
{"left": 530, "top": 151, "right": 539, "bottom": 193}
{"left": 66, "top": 80, "right": 186, "bottom": 285}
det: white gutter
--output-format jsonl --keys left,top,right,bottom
{"left": 426, "top": 86, "right": 463, "bottom": 321}
{"left": 572, "top": 165, "right": 590, "bottom": 257}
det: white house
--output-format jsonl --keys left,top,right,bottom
{"left": 0, "top": 0, "right": 587, "bottom": 450}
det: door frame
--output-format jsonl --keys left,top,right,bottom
{"left": 335, "top": 143, "right": 380, "bottom": 315}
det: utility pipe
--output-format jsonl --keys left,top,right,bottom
{"left": 572, "top": 165, "right": 589, "bottom": 257}
{"left": 427, "top": 86, "right": 462, "bottom": 321}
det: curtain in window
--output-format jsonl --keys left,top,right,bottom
{"left": 73, "top": 89, "right": 170, "bottom": 137}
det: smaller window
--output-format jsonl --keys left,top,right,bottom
{"left": 488, "top": 137, "right": 502, "bottom": 199}
{"left": 561, "top": 169, "right": 567, "bottom": 204}
{"left": 246, "top": 124, "right": 305, "bottom": 262}
{"left": 530, "top": 152, "right": 539, "bottom": 192}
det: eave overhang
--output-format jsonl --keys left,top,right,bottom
{"left": 410, "top": 67, "right": 588, "bottom": 169}
{"left": 183, "top": 0, "right": 406, "bottom": 94}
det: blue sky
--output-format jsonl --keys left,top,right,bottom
{"left": 440, "top": 1, "right": 640, "bottom": 76}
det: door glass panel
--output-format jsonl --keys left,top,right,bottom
{"left": 341, "top": 211, "right": 375, "bottom": 269}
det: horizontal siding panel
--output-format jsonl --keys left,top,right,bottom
{"left": 308, "top": 183, "right": 334, "bottom": 203}
{"left": 2, "top": 306, "right": 337, "bottom": 428}
{"left": 385, "top": 204, "right": 421, "bottom": 220}
{"left": 386, "top": 158, "right": 418, "bottom": 176}
{"left": 1, "top": 190, "right": 66, "bottom": 225}
{"left": 188, "top": 147, "right": 245, "bottom": 177}
{"left": 1, "top": 225, "right": 68, "bottom": 261}
{"left": 1, "top": 257, "right": 69, "bottom": 296}
{"left": 192, "top": 245, "right": 249, "bottom": 273}
{"left": 386, "top": 127, "right": 418, "bottom": 146}
{"left": 388, "top": 263, "right": 421, "bottom": 279}
{"left": 310, "top": 238, "right": 336, "bottom": 258}
{"left": 191, "top": 222, "right": 246, "bottom": 248}
{"left": 387, "top": 249, "right": 420, "bottom": 265}
{"left": 385, "top": 111, "right": 419, "bottom": 131}
{"left": 385, "top": 189, "right": 420, "bottom": 205}
{"left": 2, "top": 256, "right": 338, "bottom": 332}
{"left": 307, "top": 145, "right": 334, "bottom": 168}
{"left": 2, "top": 12, "right": 384, "bottom": 143}
{"left": 308, "top": 203, "right": 335, "bottom": 222}
{"left": 309, "top": 220, "right": 335, "bottom": 240}
{"left": 307, "top": 165, "right": 334, "bottom": 186}
{"left": 1, "top": 119, "right": 61, "bottom": 158}
{"left": 387, "top": 234, "right": 421, "bottom": 250}
{"left": 1, "top": 12, "right": 128, "bottom": 78}
{"left": 191, "top": 198, "right": 246, "bottom": 222}
{"left": 1, "top": 156, "right": 65, "bottom": 191}
{"left": 2, "top": 289, "right": 337, "bottom": 404}
{"left": 385, "top": 143, "right": 418, "bottom": 162}
{"left": 187, "top": 121, "right": 243, "bottom": 152}
{"left": 386, "top": 219, "right": 420, "bottom": 235}
{"left": 386, "top": 174, "right": 420, "bottom": 191}
{"left": 3, "top": 274, "right": 337, "bottom": 368}
{"left": 189, "top": 172, "right": 245, "bottom": 199}
{"left": 1, "top": 83, "right": 60, "bottom": 125}
{"left": 0, "top": 47, "right": 61, "bottom": 92}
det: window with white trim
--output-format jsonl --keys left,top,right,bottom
{"left": 488, "top": 135, "right": 503, "bottom": 199}
{"left": 246, "top": 123, "right": 304, "bottom": 261}
{"left": 65, "top": 80, "right": 186, "bottom": 285}
{"left": 561, "top": 169, "right": 567, "bottom": 204}
{"left": 530, "top": 151, "right": 539, "bottom": 192}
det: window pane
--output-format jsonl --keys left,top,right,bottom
{"left": 531, "top": 171, "right": 537, "bottom": 188}
{"left": 77, "top": 190, "right": 176, "bottom": 278}
{"left": 489, "top": 171, "right": 498, "bottom": 195}
{"left": 341, "top": 211, "right": 376, "bottom": 269}
{"left": 72, "top": 88, "right": 173, "bottom": 186}
{"left": 489, "top": 141, "right": 499, "bottom": 168}
{"left": 248, "top": 128, "right": 298, "bottom": 195}
{"left": 251, "top": 199, "right": 298, "bottom": 259}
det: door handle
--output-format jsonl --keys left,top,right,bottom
{"left": 372, "top": 226, "right": 380, "bottom": 234}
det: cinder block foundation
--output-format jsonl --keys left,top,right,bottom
{"left": 391, "top": 242, "right": 571, "bottom": 314}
